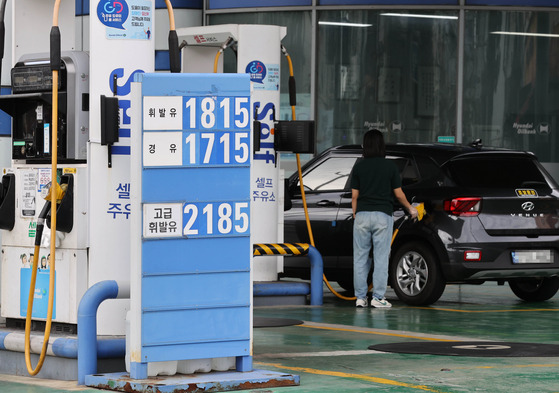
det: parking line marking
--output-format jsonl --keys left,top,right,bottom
{"left": 298, "top": 322, "right": 459, "bottom": 342}
{"left": 408, "top": 307, "right": 559, "bottom": 313}
{"left": 439, "top": 363, "right": 559, "bottom": 375}
{"left": 255, "top": 361, "right": 449, "bottom": 392}
{"left": 255, "top": 349, "right": 385, "bottom": 358}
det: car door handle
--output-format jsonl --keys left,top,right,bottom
{"left": 316, "top": 200, "right": 337, "bottom": 207}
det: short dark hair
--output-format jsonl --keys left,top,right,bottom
{"left": 362, "top": 129, "right": 386, "bottom": 158}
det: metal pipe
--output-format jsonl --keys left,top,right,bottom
{"left": 253, "top": 282, "right": 310, "bottom": 296}
{"left": 253, "top": 244, "right": 323, "bottom": 306}
{"left": 0, "top": 333, "right": 124, "bottom": 359}
{"left": 308, "top": 246, "right": 324, "bottom": 305}
{"left": 77, "top": 280, "right": 129, "bottom": 385}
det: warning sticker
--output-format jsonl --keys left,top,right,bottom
{"left": 21, "top": 169, "right": 37, "bottom": 217}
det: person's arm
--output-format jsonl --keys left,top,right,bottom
{"left": 393, "top": 187, "right": 418, "bottom": 219}
{"left": 352, "top": 189, "right": 359, "bottom": 219}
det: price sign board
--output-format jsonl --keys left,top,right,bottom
{"left": 131, "top": 73, "right": 252, "bottom": 377}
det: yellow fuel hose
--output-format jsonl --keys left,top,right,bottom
{"left": 213, "top": 37, "right": 234, "bottom": 73}
{"left": 164, "top": 0, "right": 175, "bottom": 31}
{"left": 164, "top": 0, "right": 181, "bottom": 74}
{"left": 391, "top": 205, "right": 425, "bottom": 245}
{"left": 281, "top": 47, "right": 357, "bottom": 300}
{"left": 213, "top": 50, "right": 220, "bottom": 73}
{"left": 24, "top": 0, "right": 61, "bottom": 375}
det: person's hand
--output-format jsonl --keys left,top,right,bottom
{"left": 408, "top": 206, "right": 418, "bottom": 220}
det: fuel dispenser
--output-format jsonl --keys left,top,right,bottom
{"left": 0, "top": 51, "right": 89, "bottom": 330}
{"left": 0, "top": 0, "right": 157, "bottom": 344}
{"left": 176, "top": 25, "right": 314, "bottom": 283}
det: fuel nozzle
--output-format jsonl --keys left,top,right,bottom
{"left": 220, "top": 36, "right": 235, "bottom": 53}
{"left": 397, "top": 202, "right": 425, "bottom": 225}
{"left": 43, "top": 181, "right": 67, "bottom": 204}
{"left": 44, "top": 174, "right": 73, "bottom": 233}
{"left": 414, "top": 202, "right": 426, "bottom": 221}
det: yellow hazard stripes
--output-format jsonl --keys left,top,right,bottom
{"left": 253, "top": 243, "right": 310, "bottom": 257}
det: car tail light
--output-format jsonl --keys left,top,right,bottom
{"left": 444, "top": 197, "right": 481, "bottom": 216}
{"left": 464, "top": 250, "right": 482, "bottom": 261}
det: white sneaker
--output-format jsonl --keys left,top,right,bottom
{"left": 356, "top": 298, "right": 368, "bottom": 307}
{"left": 371, "top": 297, "right": 392, "bottom": 308}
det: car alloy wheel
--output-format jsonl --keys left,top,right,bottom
{"left": 390, "top": 241, "right": 446, "bottom": 306}
{"left": 395, "top": 250, "right": 428, "bottom": 296}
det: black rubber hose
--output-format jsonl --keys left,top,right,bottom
{"left": 289, "top": 76, "right": 297, "bottom": 107}
{"left": 0, "top": 21, "right": 4, "bottom": 64}
{"left": 50, "top": 26, "right": 61, "bottom": 71}
{"left": 0, "top": 0, "right": 8, "bottom": 84}
{"left": 168, "top": 30, "right": 180, "bottom": 73}
{"left": 0, "top": 0, "right": 6, "bottom": 30}
{"left": 34, "top": 202, "right": 52, "bottom": 247}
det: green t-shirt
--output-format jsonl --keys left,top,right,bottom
{"left": 350, "top": 157, "right": 402, "bottom": 216}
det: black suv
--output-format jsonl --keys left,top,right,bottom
{"left": 283, "top": 143, "right": 559, "bottom": 305}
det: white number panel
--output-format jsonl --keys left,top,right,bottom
{"left": 183, "top": 201, "right": 249, "bottom": 237}
{"left": 184, "top": 131, "right": 249, "bottom": 166}
{"left": 183, "top": 96, "right": 250, "bottom": 130}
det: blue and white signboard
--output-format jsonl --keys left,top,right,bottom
{"left": 130, "top": 73, "right": 252, "bottom": 379}
{"left": 97, "top": 0, "right": 153, "bottom": 40}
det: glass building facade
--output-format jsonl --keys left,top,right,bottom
{"left": 207, "top": 1, "right": 559, "bottom": 175}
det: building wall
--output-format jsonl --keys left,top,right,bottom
{"left": 206, "top": 1, "right": 559, "bottom": 181}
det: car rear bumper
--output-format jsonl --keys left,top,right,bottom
{"left": 465, "top": 268, "right": 559, "bottom": 280}
{"left": 443, "top": 242, "right": 559, "bottom": 282}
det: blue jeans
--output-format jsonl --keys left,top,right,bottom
{"left": 353, "top": 211, "right": 393, "bottom": 300}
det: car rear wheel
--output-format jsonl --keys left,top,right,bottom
{"left": 390, "top": 242, "right": 446, "bottom": 306}
{"left": 509, "top": 277, "right": 559, "bottom": 302}
{"left": 335, "top": 270, "right": 373, "bottom": 293}
{"left": 336, "top": 274, "right": 354, "bottom": 292}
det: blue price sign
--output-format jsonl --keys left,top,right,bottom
{"left": 183, "top": 131, "right": 250, "bottom": 166}
{"left": 136, "top": 74, "right": 252, "bottom": 370}
{"left": 183, "top": 201, "right": 250, "bottom": 237}
{"left": 183, "top": 96, "right": 250, "bottom": 130}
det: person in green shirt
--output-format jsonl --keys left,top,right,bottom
{"left": 351, "top": 129, "right": 417, "bottom": 308}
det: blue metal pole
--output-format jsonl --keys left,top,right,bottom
{"left": 253, "top": 281, "right": 310, "bottom": 296}
{"left": 77, "top": 280, "right": 119, "bottom": 385}
{"left": 308, "top": 246, "right": 323, "bottom": 306}
{"left": 51, "top": 336, "right": 124, "bottom": 359}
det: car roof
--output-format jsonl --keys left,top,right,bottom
{"left": 323, "top": 143, "right": 536, "bottom": 166}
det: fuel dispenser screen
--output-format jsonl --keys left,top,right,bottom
{"left": 11, "top": 63, "right": 64, "bottom": 93}
{"left": 0, "top": 52, "right": 89, "bottom": 162}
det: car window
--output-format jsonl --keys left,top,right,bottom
{"left": 389, "top": 157, "right": 408, "bottom": 173}
{"left": 446, "top": 156, "right": 550, "bottom": 189}
{"left": 387, "top": 156, "right": 419, "bottom": 186}
{"left": 299, "top": 156, "right": 358, "bottom": 191}
{"left": 415, "top": 155, "right": 444, "bottom": 179}
{"left": 342, "top": 156, "right": 418, "bottom": 189}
